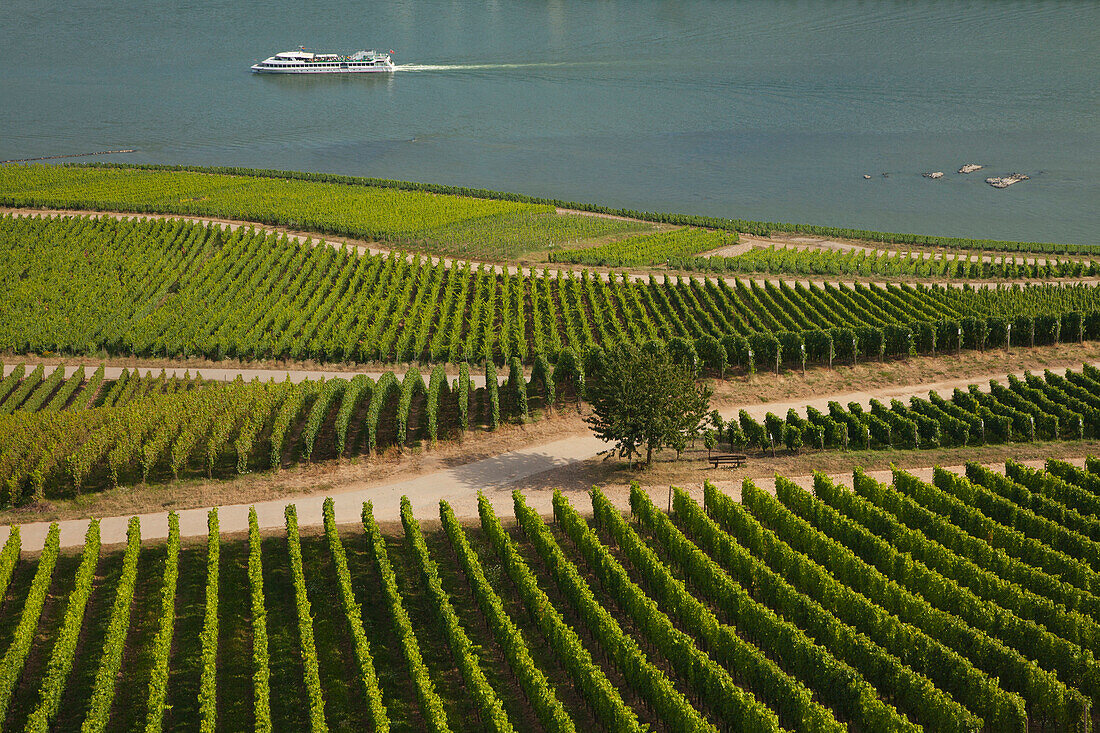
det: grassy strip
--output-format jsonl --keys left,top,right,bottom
{"left": 80, "top": 517, "right": 141, "bottom": 733}
{"left": 23, "top": 520, "right": 101, "bottom": 731}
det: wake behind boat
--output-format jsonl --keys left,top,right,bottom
{"left": 251, "top": 47, "right": 395, "bottom": 74}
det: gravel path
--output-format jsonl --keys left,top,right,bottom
{"left": 3, "top": 360, "right": 1096, "bottom": 551}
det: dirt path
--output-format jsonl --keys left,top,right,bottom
{"left": 0, "top": 363, "right": 499, "bottom": 388}
{"left": 9, "top": 207, "right": 1093, "bottom": 291}
{"left": 712, "top": 233, "right": 1097, "bottom": 268}
{"left": 4, "top": 359, "right": 1096, "bottom": 550}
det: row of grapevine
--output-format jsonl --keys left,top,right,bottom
{"left": 24, "top": 520, "right": 102, "bottom": 731}
{"left": 513, "top": 491, "right": 716, "bottom": 732}
{"left": 7, "top": 464, "right": 1100, "bottom": 730}
{"left": 0, "top": 164, "right": 643, "bottom": 255}
{"left": 362, "top": 501, "right": 451, "bottom": 732}
{"left": 701, "top": 483, "right": 1029, "bottom": 730}
{"left": 549, "top": 227, "right": 739, "bottom": 267}
{"left": 725, "top": 365, "right": 1100, "bottom": 457}
{"left": 284, "top": 505, "right": 329, "bottom": 732}
{"left": 578, "top": 487, "right": 798, "bottom": 731}
{"left": 400, "top": 497, "right": 514, "bottom": 732}
{"left": 439, "top": 499, "right": 574, "bottom": 732}
{"left": 0, "top": 360, "right": 552, "bottom": 503}
{"left": 321, "top": 499, "right": 389, "bottom": 731}
{"left": 0, "top": 524, "right": 60, "bottom": 720}
{"left": 657, "top": 484, "right": 989, "bottom": 732}
{"left": 740, "top": 478, "right": 1088, "bottom": 729}
{"left": 790, "top": 474, "right": 1100, "bottom": 706}
{"left": 839, "top": 469, "right": 1100, "bottom": 656}
{"left": 477, "top": 494, "right": 642, "bottom": 731}
{"left": 248, "top": 508, "right": 272, "bottom": 733}
{"left": 143, "top": 513, "right": 180, "bottom": 733}
{"left": 198, "top": 509, "right": 219, "bottom": 733}
{"left": 80, "top": 518, "right": 141, "bottom": 733}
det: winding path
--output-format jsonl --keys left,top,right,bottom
{"left": 3, "top": 360, "right": 1096, "bottom": 551}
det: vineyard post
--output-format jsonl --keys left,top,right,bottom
{"left": 956, "top": 327, "right": 961, "bottom": 356}
{"left": 1006, "top": 323, "right": 1011, "bottom": 351}
{"left": 801, "top": 344, "right": 806, "bottom": 377}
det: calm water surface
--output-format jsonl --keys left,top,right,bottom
{"left": 2, "top": 0, "right": 1098, "bottom": 243}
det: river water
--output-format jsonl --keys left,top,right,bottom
{"left": 2, "top": 0, "right": 1098, "bottom": 243}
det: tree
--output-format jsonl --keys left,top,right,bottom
{"left": 584, "top": 344, "right": 711, "bottom": 467}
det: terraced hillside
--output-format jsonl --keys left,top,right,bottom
{"left": 1, "top": 461, "right": 1100, "bottom": 730}
{"left": 4, "top": 215, "right": 1100, "bottom": 369}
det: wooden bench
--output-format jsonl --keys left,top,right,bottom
{"left": 710, "top": 453, "right": 747, "bottom": 469}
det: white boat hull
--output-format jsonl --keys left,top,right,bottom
{"left": 251, "top": 63, "right": 395, "bottom": 74}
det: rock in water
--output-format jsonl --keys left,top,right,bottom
{"left": 958, "top": 163, "right": 983, "bottom": 174}
{"left": 923, "top": 171, "right": 944, "bottom": 179}
{"left": 985, "top": 173, "right": 1029, "bottom": 189}
{"left": 863, "top": 174, "right": 872, "bottom": 179}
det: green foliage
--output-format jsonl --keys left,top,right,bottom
{"left": 518, "top": 491, "right": 714, "bottom": 731}
{"left": 80, "top": 518, "right": 141, "bottom": 733}
{"left": 143, "top": 513, "right": 180, "bottom": 733}
{"left": 198, "top": 510, "right": 219, "bottom": 733}
{"left": 24, "top": 520, "right": 101, "bottom": 732}
{"left": 679, "top": 244, "right": 1100, "bottom": 276}
{"left": 402, "top": 498, "right": 514, "bottom": 732}
{"left": 0, "top": 524, "right": 60, "bottom": 720}
{"left": 486, "top": 362, "right": 500, "bottom": 430}
{"left": 248, "top": 508, "right": 272, "bottom": 733}
{"left": 285, "top": 505, "right": 329, "bottom": 732}
{"left": 322, "top": 499, "right": 389, "bottom": 732}
{"left": 457, "top": 362, "right": 471, "bottom": 432}
{"left": 479, "top": 495, "right": 641, "bottom": 731}
{"left": 362, "top": 502, "right": 451, "bottom": 732}
{"left": 505, "top": 357, "right": 528, "bottom": 420}
{"left": 441, "top": 499, "right": 574, "bottom": 732}
{"left": 584, "top": 344, "right": 710, "bottom": 465}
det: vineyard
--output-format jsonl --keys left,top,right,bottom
{"left": 4, "top": 215, "right": 1100, "bottom": 369}
{"left": 0, "top": 361, "right": 555, "bottom": 505}
{"left": 1, "top": 461, "right": 1100, "bottom": 729}
{"left": 1, "top": 162, "right": 1091, "bottom": 254}
{"left": 0, "top": 165, "right": 649, "bottom": 259}
{"left": 724, "top": 363, "right": 1100, "bottom": 454}
{"left": 674, "top": 244, "right": 1100, "bottom": 280}
{"left": 548, "top": 227, "right": 739, "bottom": 267}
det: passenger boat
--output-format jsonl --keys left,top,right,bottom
{"left": 251, "top": 47, "right": 395, "bottom": 74}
